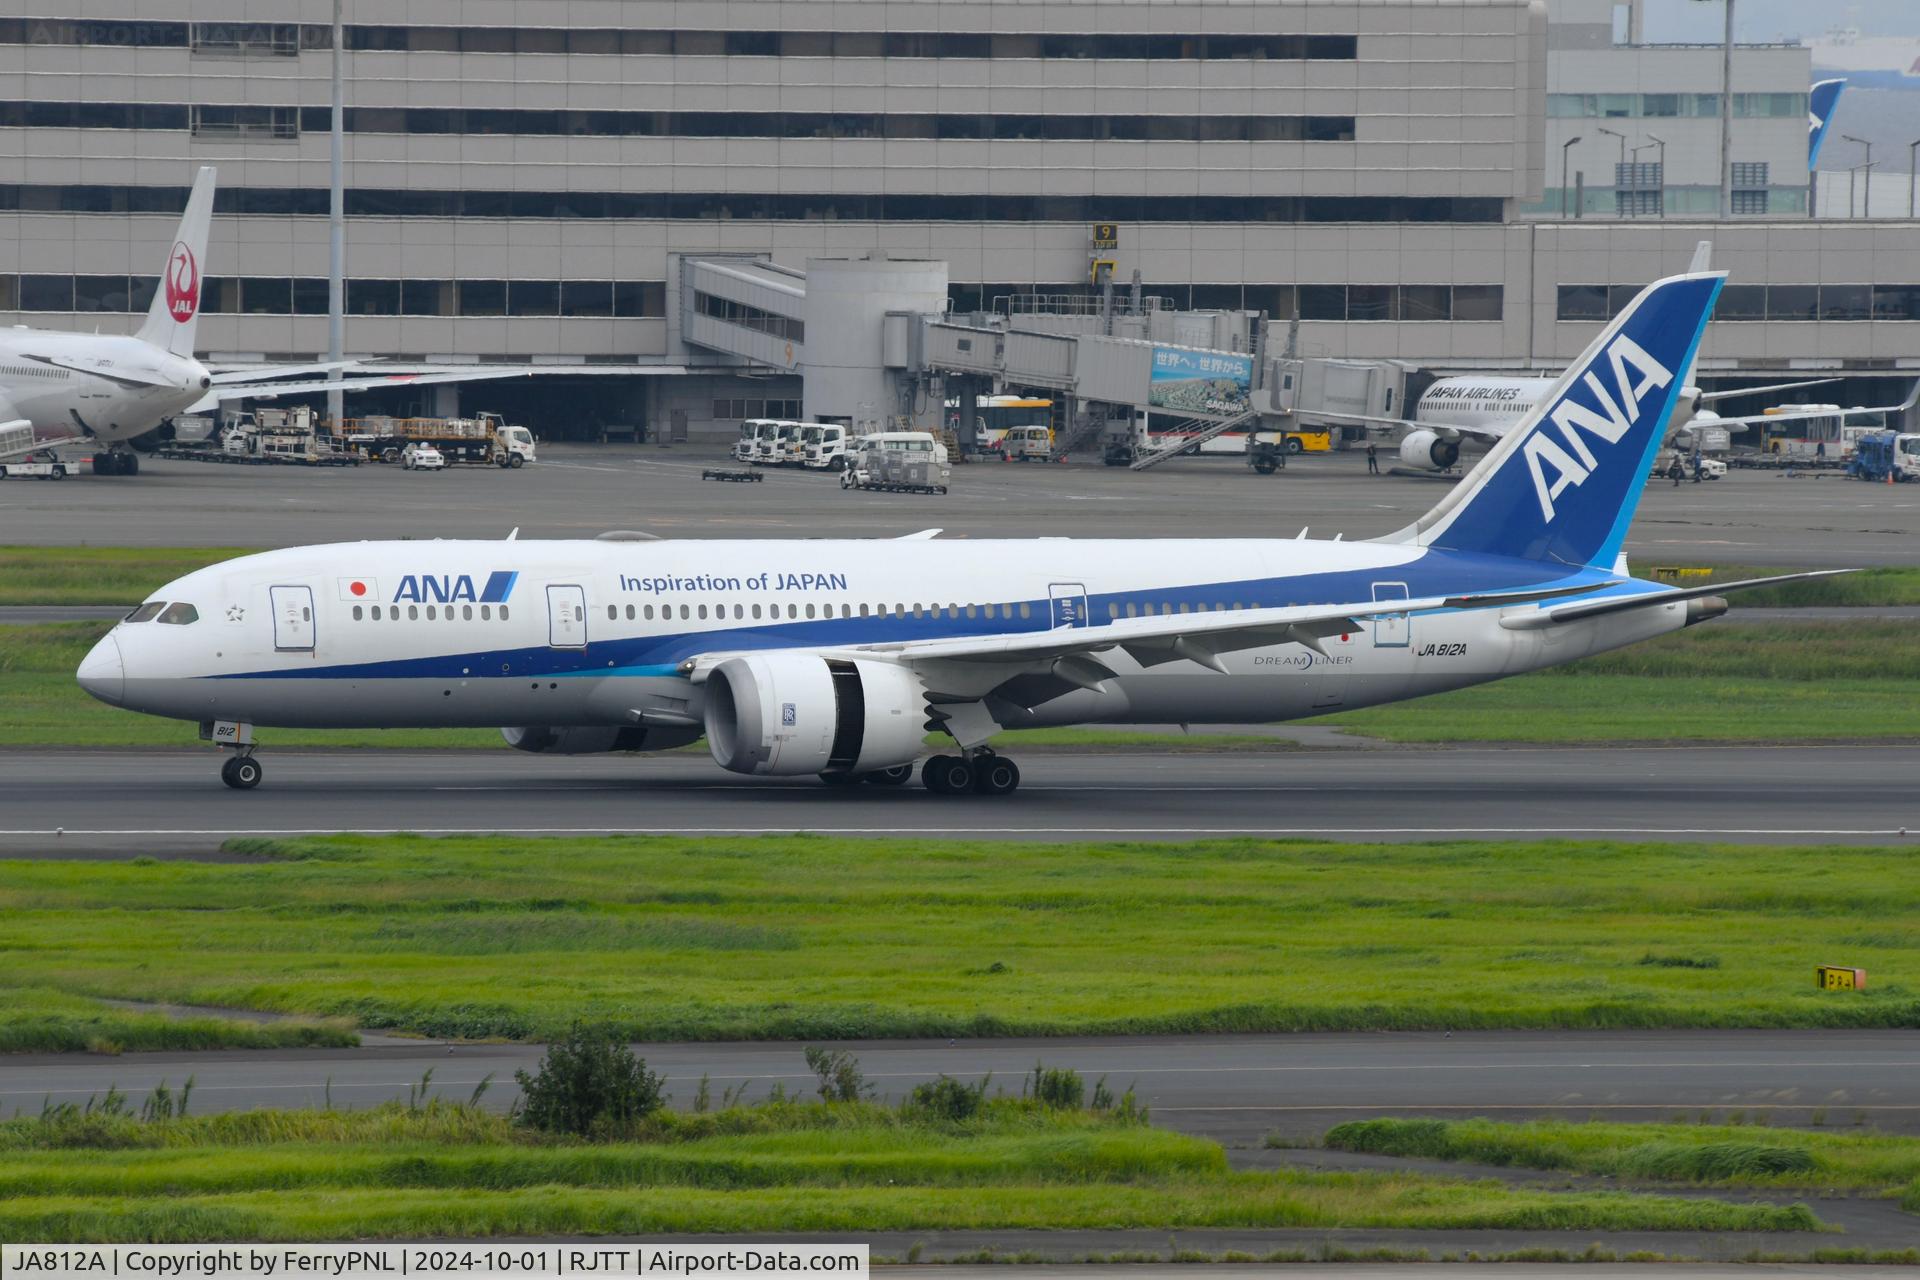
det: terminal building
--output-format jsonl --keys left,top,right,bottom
{"left": 1, "top": 1, "right": 1916, "bottom": 443}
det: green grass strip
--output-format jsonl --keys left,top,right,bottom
{"left": 4, "top": 834, "right": 1919, "bottom": 1045}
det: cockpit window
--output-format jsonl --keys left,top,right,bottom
{"left": 125, "top": 602, "right": 166, "bottom": 623}
{"left": 156, "top": 602, "right": 199, "bottom": 625}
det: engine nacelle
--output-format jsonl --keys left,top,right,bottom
{"left": 1398, "top": 430, "right": 1460, "bottom": 471}
{"left": 500, "top": 724, "right": 702, "bottom": 754}
{"left": 703, "top": 652, "right": 926, "bottom": 776}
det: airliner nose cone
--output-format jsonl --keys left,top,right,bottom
{"left": 77, "top": 633, "right": 125, "bottom": 707}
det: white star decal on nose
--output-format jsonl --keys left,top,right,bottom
{"left": 226, "top": 604, "right": 246, "bottom": 622}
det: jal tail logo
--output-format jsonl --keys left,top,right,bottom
{"left": 393, "top": 571, "right": 518, "bottom": 604}
{"left": 164, "top": 241, "right": 199, "bottom": 323}
{"left": 1523, "top": 336, "right": 1673, "bottom": 523}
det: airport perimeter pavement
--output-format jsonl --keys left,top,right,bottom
{"left": 0, "top": 743, "right": 1915, "bottom": 850}
{"left": 4, "top": 445, "right": 1918, "bottom": 567}
{"left": 4, "top": 1030, "right": 1916, "bottom": 1139}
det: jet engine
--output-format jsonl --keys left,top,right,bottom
{"left": 703, "top": 652, "right": 926, "bottom": 776}
{"left": 500, "top": 724, "right": 702, "bottom": 754}
{"left": 1398, "top": 429, "right": 1460, "bottom": 471}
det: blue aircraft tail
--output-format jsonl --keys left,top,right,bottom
{"left": 1401, "top": 268, "right": 1724, "bottom": 569}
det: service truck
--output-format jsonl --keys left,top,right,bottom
{"left": 1847, "top": 432, "right": 1920, "bottom": 483}
{"left": 800, "top": 423, "right": 851, "bottom": 470}
{"left": 342, "top": 412, "right": 535, "bottom": 467}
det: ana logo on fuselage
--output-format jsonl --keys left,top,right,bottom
{"left": 1523, "top": 336, "right": 1673, "bottom": 522}
{"left": 393, "top": 571, "right": 518, "bottom": 604}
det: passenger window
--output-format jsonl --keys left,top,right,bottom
{"left": 788, "top": 604, "right": 798, "bottom": 619}
{"left": 409, "top": 605, "right": 420, "bottom": 620}
{"left": 157, "top": 603, "right": 199, "bottom": 625}
{"left": 698, "top": 604, "right": 708, "bottom": 620}
{"left": 1126, "top": 603, "right": 1137, "bottom": 618}
{"left": 750, "top": 604, "right": 761, "bottom": 619}
{"left": 644, "top": 605, "right": 654, "bottom": 620}
{"left": 1107, "top": 604, "right": 1118, "bottom": 619}
{"left": 428, "top": 605, "right": 439, "bottom": 620}
{"left": 372, "top": 605, "right": 382, "bottom": 620}
{"left": 805, "top": 603, "right": 816, "bottom": 619}
{"left": 1019, "top": 602, "right": 1032, "bottom": 619}
{"left": 125, "top": 602, "right": 166, "bottom": 623}
{"left": 841, "top": 604, "right": 852, "bottom": 618}
{"left": 858, "top": 603, "right": 869, "bottom": 618}
{"left": 481, "top": 605, "right": 491, "bottom": 620}
{"left": 734, "top": 604, "right": 744, "bottom": 619}
{"left": 680, "top": 605, "right": 690, "bottom": 620}
{"left": 464, "top": 605, "right": 473, "bottom": 620}
{"left": 352, "top": 605, "right": 363, "bottom": 620}
{"left": 608, "top": 606, "right": 618, "bottom": 620}
{"left": 499, "top": 606, "right": 510, "bottom": 620}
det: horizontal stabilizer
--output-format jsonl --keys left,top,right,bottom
{"left": 1503, "top": 569, "right": 1857, "bottom": 629}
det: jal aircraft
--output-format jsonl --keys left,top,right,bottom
{"left": 0, "top": 166, "right": 541, "bottom": 475}
{"left": 78, "top": 264, "right": 1844, "bottom": 794}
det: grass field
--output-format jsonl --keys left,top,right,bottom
{"left": 0, "top": 984, "right": 353, "bottom": 1055}
{"left": 4, "top": 834, "right": 1917, "bottom": 1046}
{"left": 8, "top": 617, "right": 1919, "bottom": 749}
{"left": 0, "top": 1099, "right": 1822, "bottom": 1242}
{"left": 1312, "top": 1118, "right": 1920, "bottom": 1212}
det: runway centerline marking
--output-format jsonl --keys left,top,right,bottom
{"left": 0, "top": 826, "right": 1911, "bottom": 837}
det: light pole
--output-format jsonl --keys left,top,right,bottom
{"left": 1910, "top": 139, "right": 1919, "bottom": 219}
{"left": 327, "top": 0, "right": 345, "bottom": 428}
{"left": 1631, "top": 142, "right": 1655, "bottom": 218}
{"left": 1689, "top": 0, "right": 1735, "bottom": 217}
{"left": 1597, "top": 126, "right": 1627, "bottom": 217}
{"left": 1647, "top": 133, "right": 1666, "bottom": 217}
{"left": 1843, "top": 134, "right": 1871, "bottom": 215}
{"left": 1560, "top": 135, "right": 1582, "bottom": 218}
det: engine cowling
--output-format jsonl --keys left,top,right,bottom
{"left": 500, "top": 724, "right": 702, "bottom": 754}
{"left": 1398, "top": 430, "right": 1460, "bottom": 471}
{"left": 703, "top": 652, "right": 926, "bottom": 776}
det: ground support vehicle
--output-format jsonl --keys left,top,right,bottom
{"left": 0, "top": 449, "right": 68, "bottom": 479}
{"left": 995, "top": 424, "right": 1054, "bottom": 462}
{"left": 342, "top": 412, "right": 534, "bottom": 467}
{"left": 702, "top": 467, "right": 764, "bottom": 483}
{"left": 844, "top": 449, "right": 948, "bottom": 494}
{"left": 401, "top": 443, "right": 447, "bottom": 471}
{"left": 1846, "top": 432, "right": 1920, "bottom": 482}
{"left": 1649, "top": 451, "right": 1727, "bottom": 481}
{"left": 800, "top": 424, "right": 851, "bottom": 470}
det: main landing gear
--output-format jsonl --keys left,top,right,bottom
{"left": 922, "top": 750, "right": 1021, "bottom": 796}
{"left": 219, "top": 753, "right": 263, "bottom": 790}
{"left": 91, "top": 449, "right": 139, "bottom": 476}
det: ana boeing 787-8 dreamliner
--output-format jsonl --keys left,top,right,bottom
{"left": 78, "top": 265, "right": 1845, "bottom": 792}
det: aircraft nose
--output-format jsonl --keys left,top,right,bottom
{"left": 77, "top": 633, "right": 125, "bottom": 707}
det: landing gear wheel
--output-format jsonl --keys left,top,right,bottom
{"left": 1253, "top": 457, "right": 1277, "bottom": 475}
{"left": 971, "top": 755, "right": 1020, "bottom": 796}
{"left": 91, "top": 452, "right": 112, "bottom": 475}
{"left": 220, "top": 756, "right": 262, "bottom": 790}
{"left": 921, "top": 754, "right": 974, "bottom": 795}
{"left": 867, "top": 763, "right": 914, "bottom": 787}
{"left": 122, "top": 452, "right": 138, "bottom": 475}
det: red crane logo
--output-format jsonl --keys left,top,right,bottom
{"left": 164, "top": 241, "right": 199, "bottom": 322}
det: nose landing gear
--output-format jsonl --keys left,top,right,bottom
{"left": 219, "top": 754, "right": 263, "bottom": 790}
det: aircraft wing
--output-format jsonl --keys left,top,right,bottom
{"left": 191, "top": 360, "right": 687, "bottom": 410}
{"left": 679, "top": 581, "right": 1615, "bottom": 690}
{"left": 1308, "top": 411, "right": 1505, "bottom": 446}
{"left": 206, "top": 360, "right": 364, "bottom": 385}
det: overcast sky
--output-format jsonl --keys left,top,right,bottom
{"left": 1641, "top": 0, "right": 1918, "bottom": 43}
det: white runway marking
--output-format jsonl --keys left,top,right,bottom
{"left": 0, "top": 825, "right": 1911, "bottom": 837}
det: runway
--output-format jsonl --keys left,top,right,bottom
{"left": 1, "top": 744, "right": 1915, "bottom": 851}
{"left": 4, "top": 1030, "right": 1916, "bottom": 1139}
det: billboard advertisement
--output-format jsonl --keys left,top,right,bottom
{"left": 1148, "top": 346, "right": 1253, "bottom": 416}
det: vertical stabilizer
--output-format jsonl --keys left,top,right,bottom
{"left": 135, "top": 166, "right": 216, "bottom": 358}
{"left": 1392, "top": 268, "right": 1724, "bottom": 569}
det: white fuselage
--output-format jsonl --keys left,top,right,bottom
{"left": 82, "top": 538, "right": 1683, "bottom": 738}
{"left": 0, "top": 327, "right": 210, "bottom": 446}
{"left": 1414, "top": 377, "right": 1556, "bottom": 432}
